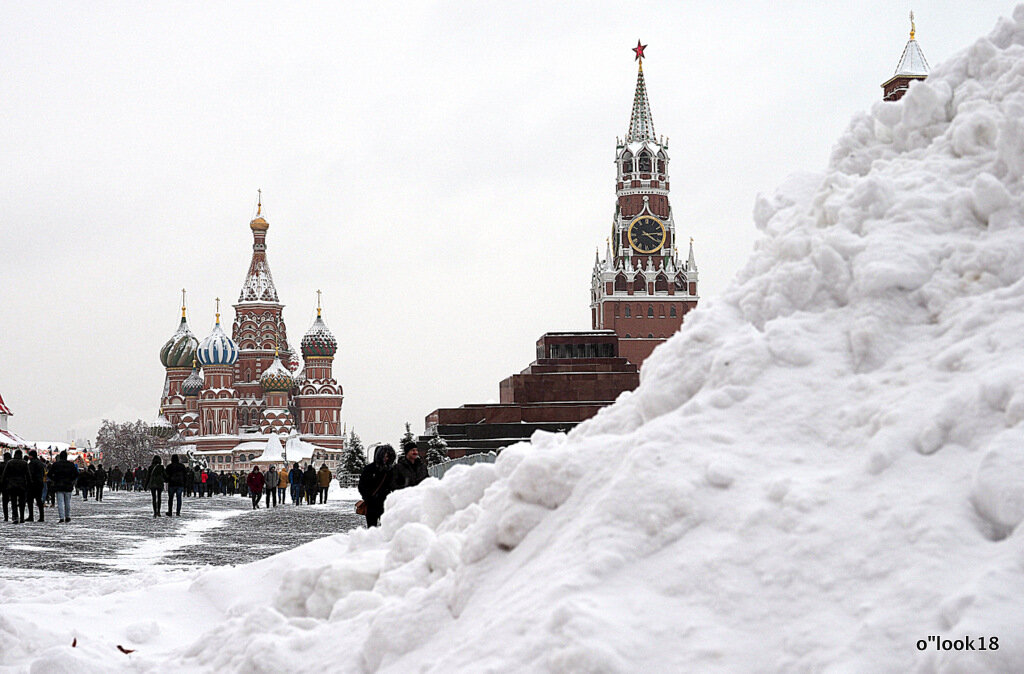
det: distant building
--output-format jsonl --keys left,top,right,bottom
{"left": 426, "top": 43, "right": 697, "bottom": 455}
{"left": 152, "top": 200, "right": 345, "bottom": 474}
{"left": 882, "top": 12, "right": 930, "bottom": 101}
{"left": 0, "top": 393, "right": 29, "bottom": 449}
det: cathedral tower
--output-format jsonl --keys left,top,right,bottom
{"left": 591, "top": 42, "right": 699, "bottom": 367}
{"left": 882, "top": 12, "right": 929, "bottom": 101}
{"left": 197, "top": 301, "right": 240, "bottom": 437}
{"left": 158, "top": 291, "right": 198, "bottom": 428}
{"left": 295, "top": 293, "right": 344, "bottom": 448}
{"left": 232, "top": 194, "right": 293, "bottom": 431}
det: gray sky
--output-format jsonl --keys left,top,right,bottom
{"left": 0, "top": 1, "right": 1015, "bottom": 447}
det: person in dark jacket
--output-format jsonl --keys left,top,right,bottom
{"left": 358, "top": 444, "right": 395, "bottom": 527}
{"left": 49, "top": 450, "right": 78, "bottom": 523}
{"left": 164, "top": 454, "right": 189, "bottom": 516}
{"left": 1, "top": 449, "right": 30, "bottom": 524}
{"left": 110, "top": 465, "right": 123, "bottom": 492}
{"left": 288, "top": 462, "right": 303, "bottom": 505}
{"left": 246, "top": 467, "right": 264, "bottom": 509}
{"left": 94, "top": 464, "right": 107, "bottom": 502}
{"left": 392, "top": 442, "right": 428, "bottom": 492}
{"left": 0, "top": 451, "right": 10, "bottom": 522}
{"left": 77, "top": 465, "right": 94, "bottom": 501}
{"left": 263, "top": 466, "right": 278, "bottom": 508}
{"left": 146, "top": 455, "right": 165, "bottom": 517}
{"left": 303, "top": 465, "right": 318, "bottom": 505}
{"left": 26, "top": 450, "right": 46, "bottom": 522}
{"left": 124, "top": 467, "right": 135, "bottom": 491}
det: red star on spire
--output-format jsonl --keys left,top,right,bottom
{"left": 633, "top": 40, "right": 647, "bottom": 62}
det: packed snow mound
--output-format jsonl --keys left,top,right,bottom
{"left": 11, "top": 7, "right": 1024, "bottom": 673}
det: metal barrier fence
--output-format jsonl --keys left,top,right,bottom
{"left": 428, "top": 451, "right": 498, "bottom": 479}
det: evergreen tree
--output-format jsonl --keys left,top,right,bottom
{"left": 342, "top": 430, "right": 366, "bottom": 480}
{"left": 426, "top": 433, "right": 448, "bottom": 466}
{"left": 400, "top": 421, "right": 415, "bottom": 449}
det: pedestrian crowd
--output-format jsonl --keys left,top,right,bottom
{"left": 0, "top": 448, "right": 337, "bottom": 522}
{"left": 357, "top": 441, "right": 428, "bottom": 527}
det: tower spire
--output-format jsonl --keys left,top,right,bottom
{"left": 627, "top": 41, "right": 655, "bottom": 143}
{"left": 909, "top": 10, "right": 916, "bottom": 40}
{"left": 257, "top": 188, "right": 262, "bottom": 216}
{"left": 881, "top": 10, "right": 929, "bottom": 101}
{"left": 181, "top": 288, "right": 187, "bottom": 319}
{"left": 317, "top": 289, "right": 322, "bottom": 317}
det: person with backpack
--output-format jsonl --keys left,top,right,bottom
{"left": 48, "top": 450, "right": 79, "bottom": 523}
{"left": 146, "top": 455, "right": 166, "bottom": 517}
{"left": 164, "top": 454, "right": 189, "bottom": 517}
{"left": 358, "top": 444, "right": 395, "bottom": 527}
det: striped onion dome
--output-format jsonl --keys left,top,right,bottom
{"left": 197, "top": 317, "right": 239, "bottom": 366}
{"left": 181, "top": 363, "right": 204, "bottom": 396}
{"left": 149, "top": 412, "right": 175, "bottom": 439}
{"left": 301, "top": 313, "right": 337, "bottom": 358}
{"left": 160, "top": 315, "right": 199, "bottom": 368}
{"left": 260, "top": 354, "right": 294, "bottom": 392}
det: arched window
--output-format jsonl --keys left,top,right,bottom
{"left": 670, "top": 305, "right": 677, "bottom": 318}
{"left": 615, "top": 274, "right": 628, "bottom": 292}
{"left": 634, "top": 276, "right": 646, "bottom": 294}
{"left": 658, "top": 305, "right": 666, "bottom": 317}
{"left": 625, "top": 333, "right": 631, "bottom": 338}
{"left": 621, "top": 151, "right": 633, "bottom": 175}
{"left": 625, "top": 306, "right": 631, "bottom": 318}
{"left": 614, "top": 304, "right": 620, "bottom": 317}
{"left": 657, "top": 151, "right": 666, "bottom": 173}
{"left": 674, "top": 274, "right": 686, "bottom": 293}
{"left": 648, "top": 333, "right": 654, "bottom": 338}
{"left": 648, "top": 305, "right": 654, "bottom": 318}
{"left": 638, "top": 151, "right": 652, "bottom": 172}
{"left": 655, "top": 274, "right": 668, "bottom": 292}
{"left": 245, "top": 367, "right": 252, "bottom": 382}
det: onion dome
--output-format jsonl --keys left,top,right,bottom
{"left": 149, "top": 411, "right": 175, "bottom": 439}
{"left": 250, "top": 193, "right": 269, "bottom": 231}
{"left": 301, "top": 305, "right": 337, "bottom": 358}
{"left": 160, "top": 307, "right": 199, "bottom": 368}
{"left": 182, "top": 360, "right": 204, "bottom": 397}
{"left": 197, "top": 304, "right": 239, "bottom": 366}
{"left": 260, "top": 353, "right": 294, "bottom": 392}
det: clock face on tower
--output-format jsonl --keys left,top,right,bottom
{"left": 627, "top": 215, "right": 666, "bottom": 254}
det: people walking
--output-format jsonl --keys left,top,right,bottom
{"left": 110, "top": 465, "right": 123, "bottom": 492}
{"left": 317, "top": 463, "right": 332, "bottom": 504}
{"left": 0, "top": 451, "right": 8, "bottom": 522}
{"left": 26, "top": 450, "right": 46, "bottom": 522}
{"left": 264, "top": 465, "right": 278, "bottom": 507}
{"left": 1, "top": 449, "right": 30, "bottom": 524}
{"left": 246, "top": 467, "right": 264, "bottom": 509}
{"left": 303, "top": 464, "right": 318, "bottom": 505}
{"left": 289, "top": 462, "right": 303, "bottom": 506}
{"left": 358, "top": 444, "right": 395, "bottom": 528}
{"left": 48, "top": 450, "right": 78, "bottom": 523}
{"left": 165, "top": 454, "right": 188, "bottom": 517}
{"left": 392, "top": 442, "right": 428, "bottom": 492}
{"left": 146, "top": 455, "right": 165, "bottom": 517}
{"left": 78, "top": 465, "right": 94, "bottom": 502}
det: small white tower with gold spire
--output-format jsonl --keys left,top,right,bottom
{"left": 882, "top": 11, "right": 930, "bottom": 101}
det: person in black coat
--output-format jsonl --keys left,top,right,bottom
{"left": 48, "top": 450, "right": 79, "bottom": 523}
{"left": 358, "top": 444, "right": 395, "bottom": 527}
{"left": 93, "top": 464, "right": 107, "bottom": 501}
{"left": 0, "top": 451, "right": 10, "bottom": 522}
{"left": 145, "top": 455, "right": 166, "bottom": 517}
{"left": 164, "top": 454, "right": 189, "bottom": 516}
{"left": 392, "top": 442, "right": 428, "bottom": 492}
{"left": 303, "top": 465, "right": 317, "bottom": 505}
{"left": 26, "top": 450, "right": 46, "bottom": 522}
{"left": 77, "top": 465, "right": 94, "bottom": 501}
{"left": 1, "top": 450, "right": 30, "bottom": 524}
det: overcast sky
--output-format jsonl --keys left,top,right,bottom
{"left": 0, "top": 1, "right": 1016, "bottom": 447}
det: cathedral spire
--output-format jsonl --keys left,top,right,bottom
{"left": 240, "top": 198, "right": 280, "bottom": 303}
{"left": 626, "top": 41, "right": 656, "bottom": 143}
{"left": 881, "top": 11, "right": 929, "bottom": 101}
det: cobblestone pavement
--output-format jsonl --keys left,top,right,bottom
{"left": 0, "top": 489, "right": 363, "bottom": 578}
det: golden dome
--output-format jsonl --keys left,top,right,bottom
{"left": 250, "top": 215, "right": 269, "bottom": 231}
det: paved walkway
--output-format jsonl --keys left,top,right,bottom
{"left": 0, "top": 489, "right": 364, "bottom": 578}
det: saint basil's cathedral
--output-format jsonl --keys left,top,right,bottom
{"left": 153, "top": 204, "right": 345, "bottom": 472}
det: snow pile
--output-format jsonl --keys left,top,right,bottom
{"left": 8, "top": 7, "right": 1024, "bottom": 672}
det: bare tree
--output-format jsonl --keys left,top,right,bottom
{"left": 95, "top": 420, "right": 164, "bottom": 470}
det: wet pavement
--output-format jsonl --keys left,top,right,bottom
{"left": 0, "top": 488, "right": 364, "bottom": 578}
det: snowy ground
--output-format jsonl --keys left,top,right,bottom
{"left": 0, "top": 488, "right": 363, "bottom": 578}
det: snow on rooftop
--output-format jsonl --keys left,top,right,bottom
{"left": 894, "top": 37, "right": 930, "bottom": 77}
{"left": 6, "top": 7, "right": 1024, "bottom": 672}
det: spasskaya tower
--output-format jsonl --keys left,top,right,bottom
{"left": 591, "top": 41, "right": 699, "bottom": 367}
